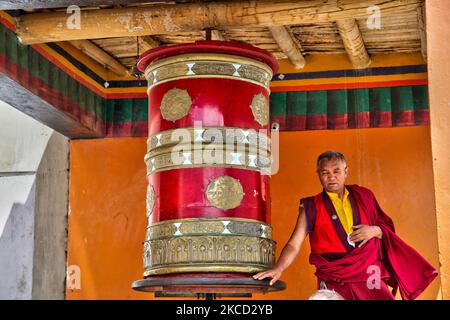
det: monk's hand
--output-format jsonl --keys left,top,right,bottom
{"left": 252, "top": 267, "right": 282, "bottom": 286}
{"left": 350, "top": 225, "right": 383, "bottom": 247}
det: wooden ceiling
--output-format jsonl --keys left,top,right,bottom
{"left": 7, "top": 0, "right": 426, "bottom": 77}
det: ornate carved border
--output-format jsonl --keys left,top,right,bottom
{"left": 144, "top": 53, "right": 273, "bottom": 91}
{"left": 143, "top": 235, "right": 275, "bottom": 276}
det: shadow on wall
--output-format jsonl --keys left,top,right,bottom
{"left": 0, "top": 178, "right": 35, "bottom": 300}
{"left": 0, "top": 131, "right": 69, "bottom": 300}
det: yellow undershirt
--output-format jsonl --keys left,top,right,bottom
{"left": 326, "top": 187, "right": 354, "bottom": 234}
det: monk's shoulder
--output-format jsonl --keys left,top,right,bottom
{"left": 299, "top": 195, "right": 317, "bottom": 207}
{"left": 347, "top": 184, "right": 376, "bottom": 198}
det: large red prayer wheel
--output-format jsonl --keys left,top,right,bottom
{"left": 132, "top": 41, "right": 285, "bottom": 297}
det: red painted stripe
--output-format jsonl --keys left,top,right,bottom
{"left": 0, "top": 15, "right": 16, "bottom": 32}
{"left": 327, "top": 113, "right": 349, "bottom": 130}
{"left": 349, "top": 112, "right": 370, "bottom": 128}
{"left": 393, "top": 110, "right": 416, "bottom": 126}
{"left": 271, "top": 112, "right": 426, "bottom": 131}
{"left": 414, "top": 109, "right": 430, "bottom": 125}
{"left": 270, "top": 115, "right": 288, "bottom": 131}
{"left": 0, "top": 54, "right": 102, "bottom": 132}
{"left": 104, "top": 121, "right": 148, "bottom": 137}
{"left": 307, "top": 114, "right": 327, "bottom": 130}
{"left": 131, "top": 121, "right": 148, "bottom": 137}
{"left": 107, "top": 92, "right": 148, "bottom": 99}
{"left": 270, "top": 79, "right": 428, "bottom": 93}
{"left": 370, "top": 111, "right": 393, "bottom": 127}
{"left": 287, "top": 115, "right": 307, "bottom": 131}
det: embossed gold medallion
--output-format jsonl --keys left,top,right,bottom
{"left": 160, "top": 88, "right": 192, "bottom": 121}
{"left": 250, "top": 93, "right": 269, "bottom": 126}
{"left": 206, "top": 176, "right": 244, "bottom": 210}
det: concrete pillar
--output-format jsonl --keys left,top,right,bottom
{"left": 425, "top": 0, "right": 450, "bottom": 300}
{"left": 0, "top": 100, "right": 69, "bottom": 299}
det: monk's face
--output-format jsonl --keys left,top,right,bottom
{"left": 317, "top": 158, "right": 348, "bottom": 193}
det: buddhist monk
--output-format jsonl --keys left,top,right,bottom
{"left": 253, "top": 150, "right": 438, "bottom": 300}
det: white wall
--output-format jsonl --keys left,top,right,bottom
{"left": 0, "top": 100, "right": 53, "bottom": 173}
{"left": 0, "top": 100, "right": 53, "bottom": 299}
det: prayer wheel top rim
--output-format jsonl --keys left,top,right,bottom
{"left": 137, "top": 40, "right": 279, "bottom": 73}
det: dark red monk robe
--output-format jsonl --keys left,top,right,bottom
{"left": 301, "top": 184, "right": 438, "bottom": 300}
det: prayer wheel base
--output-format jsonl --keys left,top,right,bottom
{"left": 132, "top": 276, "right": 286, "bottom": 297}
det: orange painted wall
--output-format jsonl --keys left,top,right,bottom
{"left": 67, "top": 126, "right": 440, "bottom": 300}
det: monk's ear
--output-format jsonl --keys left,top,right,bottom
{"left": 344, "top": 166, "right": 349, "bottom": 176}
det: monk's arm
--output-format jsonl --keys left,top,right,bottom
{"left": 253, "top": 207, "right": 308, "bottom": 285}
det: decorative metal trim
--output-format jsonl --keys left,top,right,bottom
{"left": 159, "top": 88, "right": 192, "bottom": 122}
{"left": 147, "top": 126, "right": 271, "bottom": 153}
{"left": 146, "top": 218, "right": 272, "bottom": 240}
{"left": 250, "top": 93, "right": 269, "bottom": 126}
{"left": 144, "top": 53, "right": 273, "bottom": 91}
{"left": 143, "top": 264, "right": 267, "bottom": 277}
{"left": 146, "top": 184, "right": 156, "bottom": 217}
{"left": 143, "top": 235, "right": 275, "bottom": 276}
{"left": 144, "top": 148, "right": 272, "bottom": 176}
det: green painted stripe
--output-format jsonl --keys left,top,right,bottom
{"left": 328, "top": 90, "right": 347, "bottom": 114}
{"left": 0, "top": 23, "right": 103, "bottom": 120}
{"left": 286, "top": 91, "right": 307, "bottom": 116}
{"left": 270, "top": 92, "right": 287, "bottom": 116}
{"left": 104, "top": 98, "right": 148, "bottom": 123}
{"left": 391, "top": 86, "right": 414, "bottom": 111}
{"left": 412, "top": 85, "right": 429, "bottom": 110}
{"left": 369, "top": 88, "right": 392, "bottom": 112}
{"left": 132, "top": 99, "right": 148, "bottom": 122}
{"left": 0, "top": 26, "right": 5, "bottom": 56}
{"left": 307, "top": 90, "right": 327, "bottom": 115}
{"left": 348, "top": 88, "right": 370, "bottom": 113}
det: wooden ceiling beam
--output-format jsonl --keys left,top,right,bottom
{"left": 269, "top": 25, "right": 305, "bottom": 68}
{"left": 139, "top": 35, "right": 161, "bottom": 52}
{"left": 0, "top": 1, "right": 160, "bottom": 10}
{"left": 16, "top": 0, "right": 422, "bottom": 44}
{"left": 68, "top": 39, "right": 129, "bottom": 76}
{"left": 417, "top": 4, "right": 427, "bottom": 61}
{"left": 336, "top": 19, "right": 371, "bottom": 69}
{"left": 210, "top": 30, "right": 227, "bottom": 41}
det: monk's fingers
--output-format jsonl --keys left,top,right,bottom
{"left": 350, "top": 234, "right": 366, "bottom": 242}
{"left": 350, "top": 230, "right": 361, "bottom": 237}
{"left": 353, "top": 225, "right": 364, "bottom": 229}
{"left": 252, "top": 272, "right": 268, "bottom": 280}
{"left": 349, "top": 232, "right": 363, "bottom": 240}
{"left": 253, "top": 271, "right": 274, "bottom": 280}
{"left": 269, "top": 274, "right": 280, "bottom": 286}
{"left": 358, "top": 239, "right": 369, "bottom": 248}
